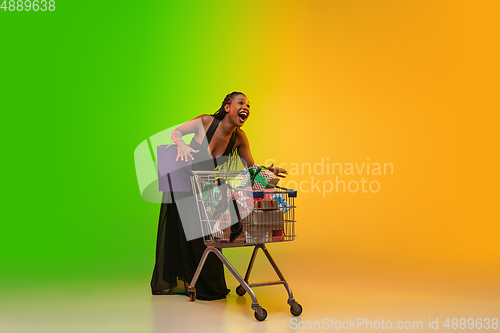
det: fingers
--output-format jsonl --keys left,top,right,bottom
{"left": 270, "top": 167, "right": 288, "bottom": 176}
{"left": 177, "top": 147, "right": 186, "bottom": 161}
{"left": 271, "top": 167, "right": 288, "bottom": 178}
{"left": 186, "top": 147, "right": 198, "bottom": 160}
{"left": 267, "top": 164, "right": 288, "bottom": 175}
{"left": 275, "top": 167, "right": 288, "bottom": 174}
{"left": 175, "top": 147, "right": 198, "bottom": 161}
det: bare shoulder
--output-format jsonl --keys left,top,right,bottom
{"left": 198, "top": 114, "right": 214, "bottom": 127}
{"left": 188, "top": 114, "right": 213, "bottom": 131}
{"left": 236, "top": 128, "right": 250, "bottom": 145}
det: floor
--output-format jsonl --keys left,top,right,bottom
{"left": 2, "top": 271, "right": 499, "bottom": 333}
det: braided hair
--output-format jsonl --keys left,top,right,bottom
{"left": 212, "top": 91, "right": 246, "bottom": 120}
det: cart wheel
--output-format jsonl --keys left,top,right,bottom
{"left": 236, "top": 285, "right": 246, "bottom": 296}
{"left": 188, "top": 290, "right": 196, "bottom": 302}
{"left": 254, "top": 308, "right": 267, "bottom": 321}
{"left": 290, "top": 303, "right": 303, "bottom": 316}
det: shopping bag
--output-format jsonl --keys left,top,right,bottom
{"left": 157, "top": 145, "right": 192, "bottom": 192}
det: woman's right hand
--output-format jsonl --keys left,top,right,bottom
{"left": 267, "top": 163, "right": 288, "bottom": 178}
{"left": 175, "top": 140, "right": 199, "bottom": 161}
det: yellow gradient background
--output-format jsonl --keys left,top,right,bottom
{"left": 221, "top": 0, "right": 499, "bottom": 299}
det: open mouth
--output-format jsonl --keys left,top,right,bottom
{"left": 238, "top": 110, "right": 249, "bottom": 123}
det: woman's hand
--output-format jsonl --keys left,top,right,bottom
{"left": 174, "top": 140, "right": 199, "bottom": 161}
{"left": 267, "top": 163, "right": 288, "bottom": 178}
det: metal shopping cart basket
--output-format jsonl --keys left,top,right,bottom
{"left": 187, "top": 170, "right": 302, "bottom": 321}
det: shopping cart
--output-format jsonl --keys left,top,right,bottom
{"left": 187, "top": 170, "right": 302, "bottom": 321}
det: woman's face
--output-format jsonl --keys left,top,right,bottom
{"left": 225, "top": 94, "right": 250, "bottom": 127}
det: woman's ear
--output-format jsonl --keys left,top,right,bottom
{"left": 225, "top": 104, "right": 230, "bottom": 112}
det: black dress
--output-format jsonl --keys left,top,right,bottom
{"left": 151, "top": 117, "right": 237, "bottom": 300}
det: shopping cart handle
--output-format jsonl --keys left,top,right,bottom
{"left": 250, "top": 190, "right": 264, "bottom": 199}
{"left": 247, "top": 187, "right": 297, "bottom": 198}
{"left": 275, "top": 186, "right": 298, "bottom": 197}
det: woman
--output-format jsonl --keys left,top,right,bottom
{"left": 151, "top": 92, "right": 287, "bottom": 300}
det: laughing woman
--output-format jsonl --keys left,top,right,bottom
{"left": 151, "top": 92, "right": 287, "bottom": 300}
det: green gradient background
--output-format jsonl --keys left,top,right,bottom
{"left": 1, "top": 1, "right": 499, "bottom": 330}
{"left": 2, "top": 1, "right": 285, "bottom": 285}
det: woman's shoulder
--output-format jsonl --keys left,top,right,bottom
{"left": 189, "top": 114, "right": 214, "bottom": 131}
{"left": 235, "top": 127, "right": 249, "bottom": 145}
{"left": 198, "top": 114, "right": 215, "bottom": 127}
{"left": 236, "top": 127, "right": 247, "bottom": 136}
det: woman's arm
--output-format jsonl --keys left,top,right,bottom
{"left": 236, "top": 129, "right": 255, "bottom": 167}
{"left": 236, "top": 130, "right": 288, "bottom": 177}
{"left": 171, "top": 115, "right": 211, "bottom": 161}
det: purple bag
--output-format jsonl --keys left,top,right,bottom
{"left": 157, "top": 145, "right": 192, "bottom": 192}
